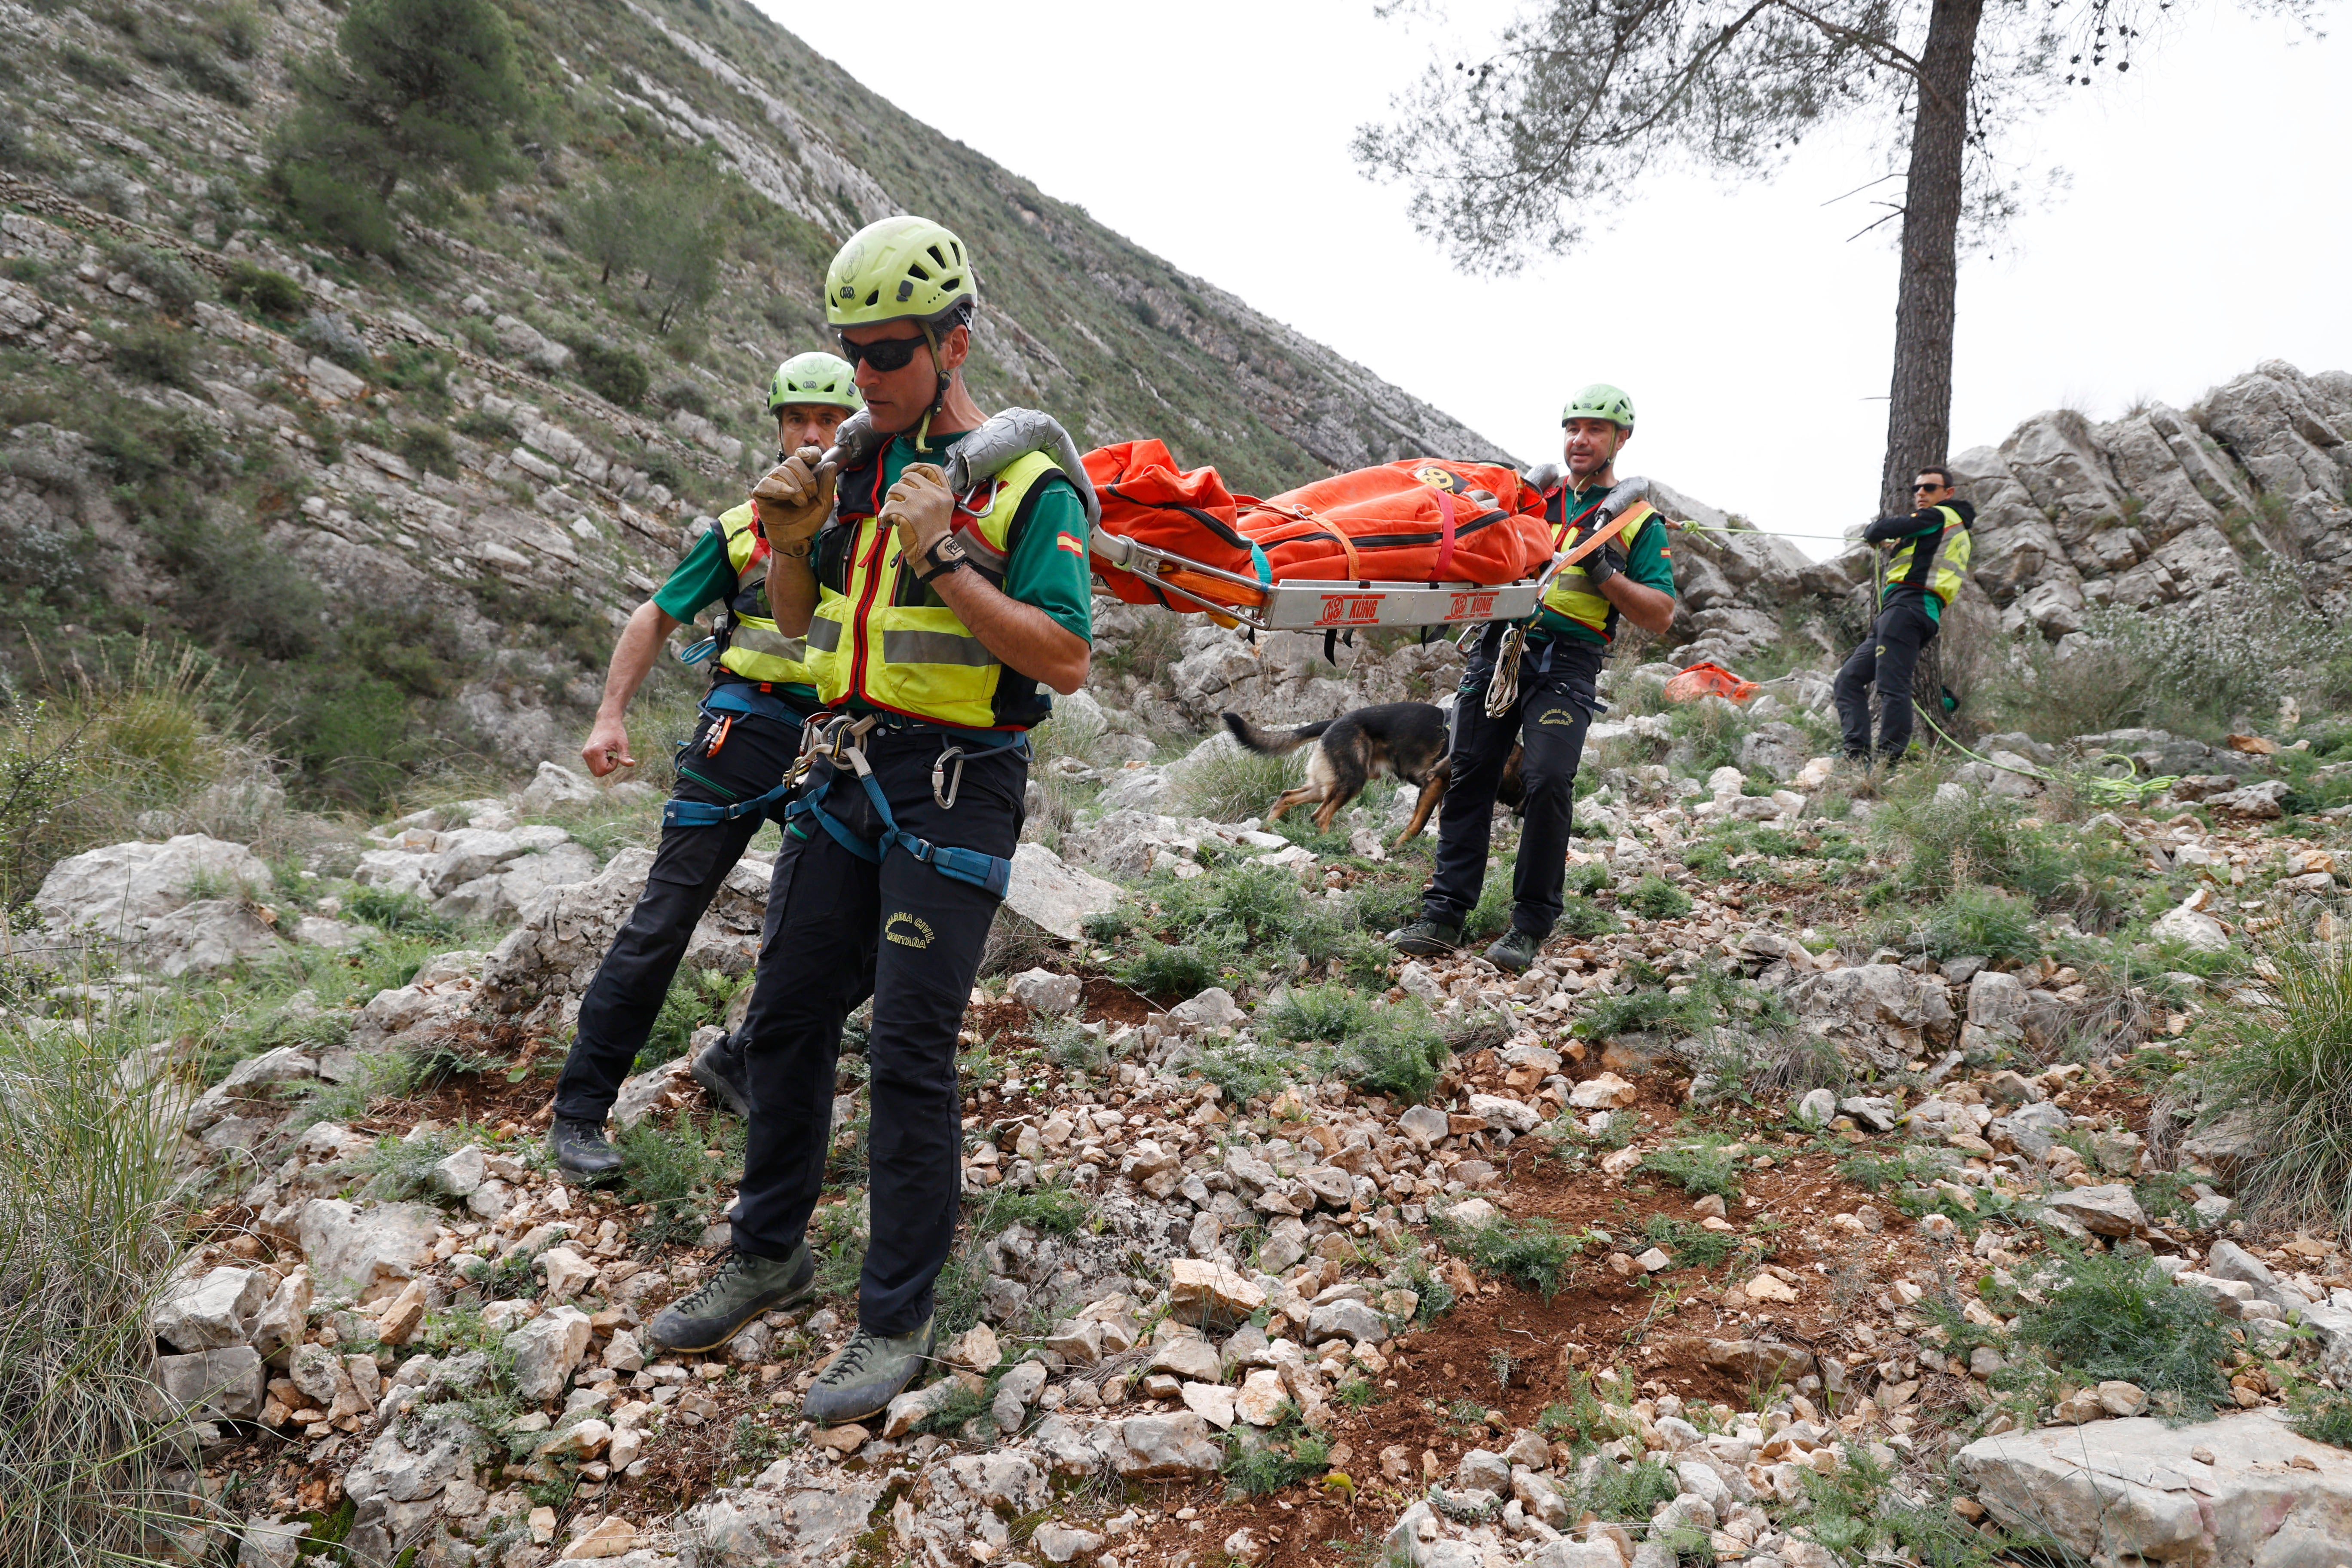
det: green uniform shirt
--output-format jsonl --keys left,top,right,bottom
{"left": 873, "top": 432, "right": 1093, "bottom": 645}
{"left": 651, "top": 519, "right": 820, "bottom": 703}
{"left": 650, "top": 524, "right": 738, "bottom": 625}
{"left": 1533, "top": 479, "right": 1677, "bottom": 646}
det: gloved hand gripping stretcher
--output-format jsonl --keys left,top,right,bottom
{"left": 1081, "top": 439, "right": 1655, "bottom": 633}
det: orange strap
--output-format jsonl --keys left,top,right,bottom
{"left": 1554, "top": 501, "right": 1648, "bottom": 568}
{"left": 1431, "top": 490, "right": 1459, "bottom": 581}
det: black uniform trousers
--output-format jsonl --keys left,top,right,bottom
{"left": 729, "top": 729, "right": 1026, "bottom": 1337}
{"left": 550, "top": 704, "right": 806, "bottom": 1126}
{"left": 1834, "top": 591, "right": 1939, "bottom": 759}
{"left": 1421, "top": 629, "right": 1603, "bottom": 941}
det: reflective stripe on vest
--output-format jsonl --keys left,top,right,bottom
{"left": 1883, "top": 504, "right": 1973, "bottom": 607}
{"left": 714, "top": 503, "right": 815, "bottom": 687}
{"left": 807, "top": 449, "right": 1065, "bottom": 729}
{"left": 1540, "top": 500, "right": 1657, "bottom": 638}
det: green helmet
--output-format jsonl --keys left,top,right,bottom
{"left": 767, "top": 351, "right": 861, "bottom": 414}
{"left": 825, "top": 215, "right": 976, "bottom": 331}
{"left": 1562, "top": 383, "right": 1636, "bottom": 431}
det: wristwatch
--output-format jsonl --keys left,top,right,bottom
{"left": 914, "top": 534, "right": 971, "bottom": 584}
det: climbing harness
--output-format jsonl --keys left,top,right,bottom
{"left": 775, "top": 713, "right": 1022, "bottom": 897}
{"left": 1484, "top": 479, "right": 1654, "bottom": 719}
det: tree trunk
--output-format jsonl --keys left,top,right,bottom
{"left": 1878, "top": 0, "right": 1985, "bottom": 517}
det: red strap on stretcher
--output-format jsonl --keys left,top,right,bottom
{"left": 1432, "top": 490, "right": 1459, "bottom": 580}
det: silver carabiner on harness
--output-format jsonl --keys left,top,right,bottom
{"left": 932, "top": 745, "right": 965, "bottom": 810}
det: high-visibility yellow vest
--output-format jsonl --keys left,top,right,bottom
{"left": 1540, "top": 498, "right": 1658, "bottom": 639}
{"left": 1883, "top": 504, "right": 1972, "bottom": 607}
{"left": 711, "top": 504, "right": 815, "bottom": 689}
{"left": 805, "top": 449, "right": 1066, "bottom": 729}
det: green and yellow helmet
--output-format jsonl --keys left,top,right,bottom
{"left": 766, "top": 351, "right": 862, "bottom": 414}
{"left": 1562, "top": 383, "right": 1636, "bottom": 431}
{"left": 824, "top": 216, "right": 976, "bottom": 331}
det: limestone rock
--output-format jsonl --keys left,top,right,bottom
{"left": 298, "top": 1200, "right": 438, "bottom": 1299}
{"left": 1008, "top": 967, "right": 1084, "bottom": 1014}
{"left": 156, "top": 1345, "right": 264, "bottom": 1420}
{"left": 154, "top": 1265, "right": 270, "bottom": 1353}
{"left": 34, "top": 834, "right": 273, "bottom": 937}
{"left": 1107, "top": 1411, "right": 1224, "bottom": 1477}
{"left": 2042, "top": 1184, "right": 2147, "bottom": 1238}
{"left": 136, "top": 899, "right": 282, "bottom": 975}
{"left": 506, "top": 1304, "right": 594, "bottom": 1402}
{"left": 1003, "top": 842, "right": 1122, "bottom": 941}
{"left": 1168, "top": 1259, "right": 1266, "bottom": 1329}
{"left": 1957, "top": 1411, "right": 2352, "bottom": 1565}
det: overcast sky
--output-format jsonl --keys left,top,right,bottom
{"left": 767, "top": 0, "right": 2348, "bottom": 559}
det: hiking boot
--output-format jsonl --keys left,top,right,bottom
{"left": 550, "top": 1117, "right": 623, "bottom": 1183}
{"left": 803, "top": 1315, "right": 936, "bottom": 1425}
{"left": 690, "top": 1033, "right": 752, "bottom": 1118}
{"left": 646, "top": 1244, "right": 816, "bottom": 1354}
{"left": 1485, "top": 928, "right": 1541, "bottom": 974}
{"left": 1388, "top": 917, "right": 1464, "bottom": 956}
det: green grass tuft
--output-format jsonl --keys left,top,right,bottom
{"left": 2186, "top": 938, "right": 2352, "bottom": 1229}
{"left": 2012, "top": 1247, "right": 2233, "bottom": 1419}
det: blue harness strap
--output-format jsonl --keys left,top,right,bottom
{"left": 662, "top": 780, "right": 797, "bottom": 830}
{"left": 702, "top": 682, "right": 813, "bottom": 725}
{"left": 780, "top": 740, "right": 1019, "bottom": 899}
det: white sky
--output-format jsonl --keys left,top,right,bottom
{"left": 767, "top": 0, "right": 2349, "bottom": 559}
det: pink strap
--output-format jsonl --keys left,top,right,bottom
{"left": 1432, "top": 489, "right": 1459, "bottom": 580}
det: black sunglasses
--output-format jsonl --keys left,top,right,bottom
{"left": 1913, "top": 482, "right": 1950, "bottom": 492}
{"left": 836, "top": 334, "right": 928, "bottom": 372}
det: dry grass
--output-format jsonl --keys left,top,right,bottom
{"left": 0, "top": 1000, "right": 211, "bottom": 1563}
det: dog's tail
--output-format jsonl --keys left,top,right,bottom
{"left": 1221, "top": 711, "right": 1334, "bottom": 756}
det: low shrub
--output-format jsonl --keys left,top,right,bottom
{"left": 1903, "top": 886, "right": 2040, "bottom": 962}
{"left": 1176, "top": 745, "right": 1299, "bottom": 821}
{"left": 1442, "top": 1215, "right": 1580, "bottom": 1299}
{"left": 570, "top": 338, "right": 650, "bottom": 407}
{"left": 2011, "top": 1246, "right": 2233, "bottom": 1418}
{"left": 398, "top": 425, "right": 459, "bottom": 478}
{"left": 111, "top": 325, "right": 195, "bottom": 387}
{"left": 1623, "top": 875, "right": 1692, "bottom": 920}
{"left": 295, "top": 311, "right": 372, "bottom": 374}
{"left": 1637, "top": 1135, "right": 1744, "bottom": 1199}
{"left": 221, "top": 261, "right": 305, "bottom": 318}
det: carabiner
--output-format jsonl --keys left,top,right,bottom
{"left": 933, "top": 745, "right": 965, "bottom": 810}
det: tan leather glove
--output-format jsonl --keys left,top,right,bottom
{"left": 879, "top": 462, "right": 967, "bottom": 581}
{"left": 750, "top": 445, "right": 835, "bottom": 550}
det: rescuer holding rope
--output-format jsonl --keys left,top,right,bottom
{"left": 1833, "top": 465, "right": 1974, "bottom": 766}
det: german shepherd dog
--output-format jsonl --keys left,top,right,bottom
{"left": 1222, "top": 703, "right": 1524, "bottom": 845}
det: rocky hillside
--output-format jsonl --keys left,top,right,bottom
{"left": 0, "top": 0, "right": 1507, "bottom": 799}
{"left": 20, "top": 608, "right": 2352, "bottom": 1567}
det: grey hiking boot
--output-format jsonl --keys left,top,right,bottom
{"left": 689, "top": 1033, "right": 752, "bottom": 1118}
{"left": 1388, "top": 917, "right": 1463, "bottom": 957}
{"left": 646, "top": 1245, "right": 815, "bottom": 1354}
{"left": 803, "top": 1315, "right": 936, "bottom": 1425}
{"left": 550, "top": 1117, "right": 623, "bottom": 1183}
{"left": 1485, "top": 928, "right": 1541, "bottom": 974}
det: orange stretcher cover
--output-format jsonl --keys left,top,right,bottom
{"left": 1082, "top": 440, "right": 1556, "bottom": 610}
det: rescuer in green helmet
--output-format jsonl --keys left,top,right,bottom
{"left": 645, "top": 217, "right": 1096, "bottom": 1428}
{"left": 542, "top": 351, "right": 866, "bottom": 1184}
{"left": 1392, "top": 383, "right": 1679, "bottom": 974}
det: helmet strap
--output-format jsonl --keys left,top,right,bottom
{"left": 914, "top": 321, "right": 949, "bottom": 453}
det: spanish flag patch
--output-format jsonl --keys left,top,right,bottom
{"left": 1056, "top": 532, "right": 1084, "bottom": 555}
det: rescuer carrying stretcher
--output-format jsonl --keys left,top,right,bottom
{"left": 1390, "top": 384, "right": 1679, "bottom": 974}
{"left": 644, "top": 217, "right": 1096, "bottom": 1427}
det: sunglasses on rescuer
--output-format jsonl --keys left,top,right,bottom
{"left": 836, "top": 334, "right": 928, "bottom": 372}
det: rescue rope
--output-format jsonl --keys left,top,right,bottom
{"left": 1911, "top": 705, "right": 2180, "bottom": 808}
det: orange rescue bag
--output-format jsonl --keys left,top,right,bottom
{"left": 1084, "top": 441, "right": 1555, "bottom": 611}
